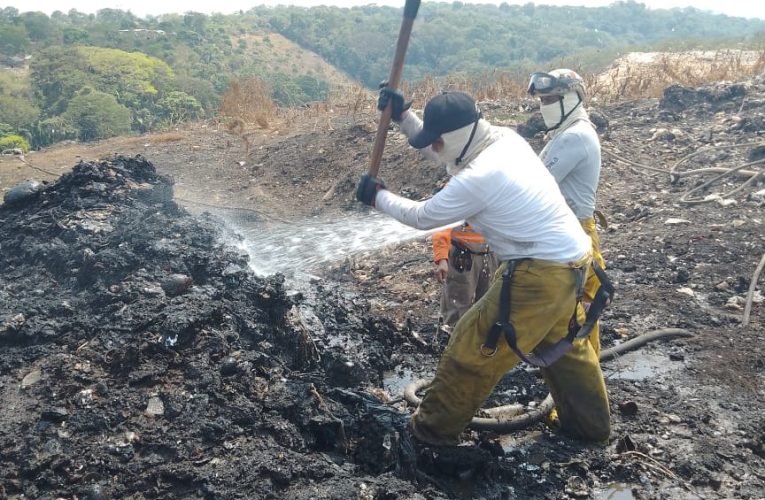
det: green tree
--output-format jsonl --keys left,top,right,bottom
{"left": 31, "top": 46, "right": 174, "bottom": 118}
{"left": 28, "top": 116, "right": 78, "bottom": 148}
{"left": 63, "top": 28, "right": 89, "bottom": 45}
{"left": 30, "top": 47, "right": 90, "bottom": 115}
{"left": 20, "top": 12, "right": 53, "bottom": 42}
{"left": 0, "top": 95, "right": 40, "bottom": 130}
{"left": 62, "top": 87, "right": 132, "bottom": 141}
{"left": 0, "top": 134, "right": 31, "bottom": 152}
{"left": 183, "top": 12, "right": 207, "bottom": 34}
{"left": 174, "top": 75, "right": 218, "bottom": 113}
{"left": 0, "top": 7, "right": 20, "bottom": 19}
{"left": 77, "top": 46, "right": 175, "bottom": 109}
{"left": 0, "top": 22, "right": 28, "bottom": 55}
{"left": 155, "top": 91, "right": 203, "bottom": 124}
{"left": 0, "top": 69, "right": 32, "bottom": 97}
{"left": 96, "top": 8, "right": 137, "bottom": 29}
{"left": 271, "top": 79, "right": 303, "bottom": 106}
{"left": 295, "top": 75, "right": 329, "bottom": 102}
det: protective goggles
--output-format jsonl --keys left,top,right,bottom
{"left": 527, "top": 72, "right": 570, "bottom": 96}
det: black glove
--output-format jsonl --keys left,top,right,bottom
{"left": 356, "top": 174, "right": 386, "bottom": 207}
{"left": 378, "top": 83, "right": 412, "bottom": 122}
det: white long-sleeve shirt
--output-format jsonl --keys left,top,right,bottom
{"left": 539, "top": 120, "right": 601, "bottom": 219}
{"left": 375, "top": 124, "right": 591, "bottom": 263}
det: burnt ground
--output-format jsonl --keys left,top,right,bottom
{"left": 1, "top": 76, "right": 764, "bottom": 500}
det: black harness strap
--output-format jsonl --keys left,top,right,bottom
{"left": 455, "top": 111, "right": 483, "bottom": 166}
{"left": 480, "top": 260, "right": 615, "bottom": 368}
{"left": 480, "top": 259, "right": 522, "bottom": 357}
{"left": 574, "top": 262, "right": 614, "bottom": 341}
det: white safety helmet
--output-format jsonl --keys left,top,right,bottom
{"left": 527, "top": 68, "right": 587, "bottom": 100}
{"left": 528, "top": 69, "right": 588, "bottom": 131}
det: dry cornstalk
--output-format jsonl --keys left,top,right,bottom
{"left": 742, "top": 253, "right": 765, "bottom": 327}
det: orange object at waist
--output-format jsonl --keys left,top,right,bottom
{"left": 432, "top": 225, "right": 488, "bottom": 263}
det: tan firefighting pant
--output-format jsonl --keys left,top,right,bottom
{"left": 580, "top": 217, "right": 606, "bottom": 359}
{"left": 440, "top": 245, "right": 499, "bottom": 327}
{"left": 411, "top": 258, "right": 611, "bottom": 445}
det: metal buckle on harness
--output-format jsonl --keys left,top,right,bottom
{"left": 479, "top": 341, "right": 498, "bottom": 357}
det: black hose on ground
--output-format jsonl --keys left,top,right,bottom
{"left": 402, "top": 328, "right": 694, "bottom": 432}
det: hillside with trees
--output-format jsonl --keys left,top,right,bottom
{"left": 0, "top": 1, "right": 764, "bottom": 150}
{"left": 254, "top": 1, "right": 765, "bottom": 87}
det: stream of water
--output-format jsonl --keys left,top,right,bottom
{"left": 226, "top": 211, "right": 438, "bottom": 277}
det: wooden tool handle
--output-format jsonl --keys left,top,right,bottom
{"left": 367, "top": 0, "right": 421, "bottom": 178}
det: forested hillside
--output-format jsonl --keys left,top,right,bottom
{"left": 1, "top": 1, "right": 764, "bottom": 150}
{"left": 254, "top": 2, "right": 765, "bottom": 86}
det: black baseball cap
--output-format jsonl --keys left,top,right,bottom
{"left": 409, "top": 91, "right": 480, "bottom": 149}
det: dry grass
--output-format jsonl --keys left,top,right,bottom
{"left": 147, "top": 132, "right": 185, "bottom": 143}
{"left": 327, "top": 83, "right": 376, "bottom": 116}
{"left": 322, "top": 48, "right": 765, "bottom": 114}
{"left": 399, "top": 49, "right": 765, "bottom": 107}
{"left": 278, "top": 83, "right": 379, "bottom": 133}
{"left": 589, "top": 49, "right": 765, "bottom": 103}
{"left": 219, "top": 77, "right": 279, "bottom": 154}
{"left": 214, "top": 48, "right": 765, "bottom": 144}
{"left": 400, "top": 71, "right": 528, "bottom": 107}
{"left": 219, "top": 77, "right": 277, "bottom": 129}
{"left": 217, "top": 79, "right": 376, "bottom": 152}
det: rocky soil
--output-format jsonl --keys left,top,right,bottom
{"left": 1, "top": 75, "right": 764, "bottom": 499}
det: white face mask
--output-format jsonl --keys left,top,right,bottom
{"left": 540, "top": 101, "right": 564, "bottom": 129}
{"left": 432, "top": 131, "right": 469, "bottom": 175}
{"left": 429, "top": 149, "right": 461, "bottom": 175}
{"left": 432, "top": 119, "right": 495, "bottom": 175}
{"left": 540, "top": 93, "right": 583, "bottom": 130}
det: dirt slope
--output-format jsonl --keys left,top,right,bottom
{"left": 231, "top": 32, "right": 357, "bottom": 88}
{"left": 1, "top": 75, "right": 764, "bottom": 499}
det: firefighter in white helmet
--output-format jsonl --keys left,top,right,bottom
{"left": 528, "top": 68, "right": 605, "bottom": 359}
{"left": 528, "top": 69, "right": 606, "bottom": 376}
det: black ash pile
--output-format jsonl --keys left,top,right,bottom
{"left": 0, "top": 156, "right": 435, "bottom": 499}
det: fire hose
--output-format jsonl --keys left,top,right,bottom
{"left": 402, "top": 328, "right": 693, "bottom": 432}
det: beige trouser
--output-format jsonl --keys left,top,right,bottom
{"left": 580, "top": 217, "right": 606, "bottom": 359}
{"left": 440, "top": 245, "right": 499, "bottom": 327}
{"left": 412, "top": 258, "right": 611, "bottom": 445}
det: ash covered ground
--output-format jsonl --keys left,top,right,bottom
{"left": 1, "top": 76, "right": 765, "bottom": 499}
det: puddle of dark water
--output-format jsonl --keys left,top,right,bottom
{"left": 382, "top": 367, "right": 418, "bottom": 397}
{"left": 595, "top": 482, "right": 635, "bottom": 500}
{"left": 603, "top": 351, "right": 678, "bottom": 381}
{"left": 500, "top": 430, "right": 545, "bottom": 454}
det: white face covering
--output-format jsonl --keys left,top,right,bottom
{"left": 445, "top": 162, "right": 462, "bottom": 176}
{"left": 432, "top": 119, "right": 496, "bottom": 175}
{"left": 540, "top": 101, "right": 564, "bottom": 129}
{"left": 540, "top": 92, "right": 585, "bottom": 130}
{"left": 433, "top": 136, "right": 466, "bottom": 175}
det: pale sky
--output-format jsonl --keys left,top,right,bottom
{"left": 3, "top": 0, "right": 763, "bottom": 20}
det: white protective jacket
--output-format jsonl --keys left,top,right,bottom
{"left": 375, "top": 114, "right": 591, "bottom": 263}
{"left": 539, "top": 119, "right": 601, "bottom": 219}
